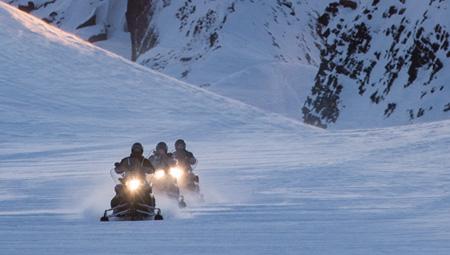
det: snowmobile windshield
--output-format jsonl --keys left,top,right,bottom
{"left": 174, "top": 159, "right": 198, "bottom": 171}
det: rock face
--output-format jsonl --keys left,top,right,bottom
{"left": 303, "top": 0, "right": 450, "bottom": 128}
{"left": 126, "top": 0, "right": 157, "bottom": 61}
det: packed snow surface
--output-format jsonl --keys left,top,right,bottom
{"left": 1, "top": 3, "right": 450, "bottom": 254}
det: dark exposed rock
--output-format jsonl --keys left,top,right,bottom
{"left": 194, "top": 9, "right": 217, "bottom": 36}
{"left": 444, "top": 103, "right": 450, "bottom": 112}
{"left": 318, "top": 13, "right": 330, "bottom": 26}
{"left": 325, "top": 2, "right": 339, "bottom": 15}
{"left": 303, "top": 1, "right": 449, "bottom": 128}
{"left": 18, "top": 1, "right": 34, "bottom": 13}
{"left": 88, "top": 33, "right": 107, "bottom": 43}
{"left": 339, "top": 0, "right": 357, "bottom": 10}
{"left": 383, "top": 5, "right": 398, "bottom": 18}
{"left": 227, "top": 3, "right": 235, "bottom": 13}
{"left": 417, "top": 108, "right": 425, "bottom": 118}
{"left": 384, "top": 103, "right": 396, "bottom": 117}
{"left": 407, "top": 39, "right": 443, "bottom": 87}
{"left": 277, "top": 0, "right": 296, "bottom": 16}
{"left": 176, "top": 0, "right": 196, "bottom": 30}
{"left": 43, "top": 11, "right": 58, "bottom": 23}
{"left": 18, "top": 0, "right": 56, "bottom": 13}
{"left": 209, "top": 32, "right": 218, "bottom": 47}
{"left": 408, "top": 109, "right": 414, "bottom": 120}
{"left": 76, "top": 14, "right": 96, "bottom": 29}
{"left": 42, "top": 17, "right": 51, "bottom": 23}
{"left": 127, "top": 0, "right": 158, "bottom": 61}
{"left": 180, "top": 57, "right": 192, "bottom": 62}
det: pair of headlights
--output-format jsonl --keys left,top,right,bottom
{"left": 154, "top": 167, "right": 183, "bottom": 180}
{"left": 125, "top": 168, "right": 184, "bottom": 192}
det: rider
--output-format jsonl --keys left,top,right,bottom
{"left": 149, "top": 142, "right": 176, "bottom": 171}
{"left": 111, "top": 143, "right": 155, "bottom": 208}
{"left": 172, "top": 139, "right": 197, "bottom": 172}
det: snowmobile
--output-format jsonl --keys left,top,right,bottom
{"left": 170, "top": 161, "right": 201, "bottom": 196}
{"left": 167, "top": 162, "right": 203, "bottom": 201}
{"left": 149, "top": 169, "right": 187, "bottom": 208}
{"left": 100, "top": 166, "right": 163, "bottom": 221}
{"left": 172, "top": 166, "right": 200, "bottom": 193}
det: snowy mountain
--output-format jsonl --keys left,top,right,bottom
{"left": 2, "top": 0, "right": 450, "bottom": 129}
{"left": 3, "top": 0, "right": 327, "bottom": 120}
{"left": 132, "top": 0, "right": 325, "bottom": 119}
{"left": 303, "top": 0, "right": 450, "bottom": 128}
{"left": 0, "top": 1, "right": 306, "bottom": 146}
{"left": 1, "top": 2, "right": 450, "bottom": 254}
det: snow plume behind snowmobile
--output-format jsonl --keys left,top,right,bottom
{"left": 150, "top": 169, "right": 187, "bottom": 208}
{"left": 163, "top": 161, "right": 203, "bottom": 202}
{"left": 150, "top": 161, "right": 204, "bottom": 205}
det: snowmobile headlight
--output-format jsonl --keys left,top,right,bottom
{"left": 154, "top": 169, "right": 166, "bottom": 179}
{"left": 169, "top": 167, "right": 183, "bottom": 179}
{"left": 126, "top": 178, "right": 141, "bottom": 192}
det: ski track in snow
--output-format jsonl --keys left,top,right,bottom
{"left": 0, "top": 3, "right": 450, "bottom": 254}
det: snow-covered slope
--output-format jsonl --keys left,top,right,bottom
{"left": 5, "top": 0, "right": 450, "bottom": 129}
{"left": 135, "top": 0, "right": 327, "bottom": 119}
{"left": 0, "top": 1, "right": 308, "bottom": 146}
{"left": 1, "top": 2, "right": 450, "bottom": 255}
{"left": 2, "top": 0, "right": 328, "bottom": 119}
{"left": 303, "top": 0, "right": 450, "bottom": 128}
{"left": 3, "top": 0, "right": 132, "bottom": 56}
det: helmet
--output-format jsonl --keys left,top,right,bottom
{"left": 175, "top": 139, "right": 186, "bottom": 150}
{"left": 156, "top": 142, "right": 168, "bottom": 153}
{"left": 131, "top": 142, "right": 144, "bottom": 155}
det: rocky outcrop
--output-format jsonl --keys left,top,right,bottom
{"left": 303, "top": 0, "right": 450, "bottom": 128}
{"left": 17, "top": 0, "right": 55, "bottom": 13}
{"left": 126, "top": 0, "right": 158, "bottom": 61}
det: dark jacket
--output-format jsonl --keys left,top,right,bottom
{"left": 172, "top": 150, "right": 197, "bottom": 171}
{"left": 115, "top": 154, "right": 155, "bottom": 178}
{"left": 149, "top": 152, "right": 176, "bottom": 171}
